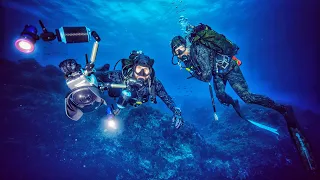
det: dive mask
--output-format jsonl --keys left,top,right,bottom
{"left": 134, "top": 65, "right": 152, "bottom": 77}
{"left": 175, "top": 49, "right": 185, "bottom": 56}
{"left": 173, "top": 45, "right": 189, "bottom": 62}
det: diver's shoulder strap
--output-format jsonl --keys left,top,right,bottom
{"left": 149, "top": 78, "right": 157, "bottom": 103}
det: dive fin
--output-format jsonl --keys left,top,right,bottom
{"left": 231, "top": 100, "right": 279, "bottom": 135}
{"left": 289, "top": 127, "right": 317, "bottom": 172}
{"left": 247, "top": 119, "right": 279, "bottom": 135}
{"left": 282, "top": 106, "right": 318, "bottom": 172}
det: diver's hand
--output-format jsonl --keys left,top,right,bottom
{"left": 126, "top": 78, "right": 143, "bottom": 88}
{"left": 172, "top": 107, "right": 184, "bottom": 129}
{"left": 59, "top": 59, "right": 81, "bottom": 76}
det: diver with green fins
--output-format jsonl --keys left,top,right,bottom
{"left": 59, "top": 50, "right": 184, "bottom": 129}
{"left": 170, "top": 22, "right": 317, "bottom": 172}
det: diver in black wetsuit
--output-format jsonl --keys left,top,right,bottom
{"left": 170, "top": 28, "right": 317, "bottom": 171}
{"left": 59, "top": 51, "right": 184, "bottom": 129}
{"left": 170, "top": 34, "right": 298, "bottom": 123}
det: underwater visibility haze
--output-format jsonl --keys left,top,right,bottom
{"left": 1, "top": 0, "right": 320, "bottom": 179}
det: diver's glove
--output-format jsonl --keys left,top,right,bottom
{"left": 59, "top": 59, "right": 82, "bottom": 77}
{"left": 172, "top": 107, "right": 184, "bottom": 129}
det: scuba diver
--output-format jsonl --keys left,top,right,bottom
{"left": 169, "top": 23, "right": 317, "bottom": 172}
{"left": 59, "top": 50, "right": 184, "bottom": 129}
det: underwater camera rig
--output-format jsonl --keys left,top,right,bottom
{"left": 15, "top": 20, "right": 134, "bottom": 119}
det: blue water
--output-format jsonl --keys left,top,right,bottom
{"left": 1, "top": 0, "right": 320, "bottom": 179}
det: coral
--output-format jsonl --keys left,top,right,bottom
{"left": 1, "top": 58, "right": 319, "bottom": 180}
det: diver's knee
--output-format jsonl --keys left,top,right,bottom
{"left": 240, "top": 92, "right": 255, "bottom": 104}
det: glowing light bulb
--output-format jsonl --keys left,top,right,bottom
{"left": 107, "top": 119, "right": 117, "bottom": 130}
{"left": 15, "top": 39, "right": 34, "bottom": 53}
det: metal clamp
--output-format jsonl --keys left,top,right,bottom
{"left": 215, "top": 54, "right": 231, "bottom": 73}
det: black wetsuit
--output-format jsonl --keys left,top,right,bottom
{"left": 188, "top": 43, "right": 289, "bottom": 119}
{"left": 186, "top": 43, "right": 318, "bottom": 171}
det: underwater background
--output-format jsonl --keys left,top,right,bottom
{"left": 1, "top": 0, "right": 320, "bottom": 179}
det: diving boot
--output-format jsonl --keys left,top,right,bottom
{"left": 232, "top": 99, "right": 246, "bottom": 119}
